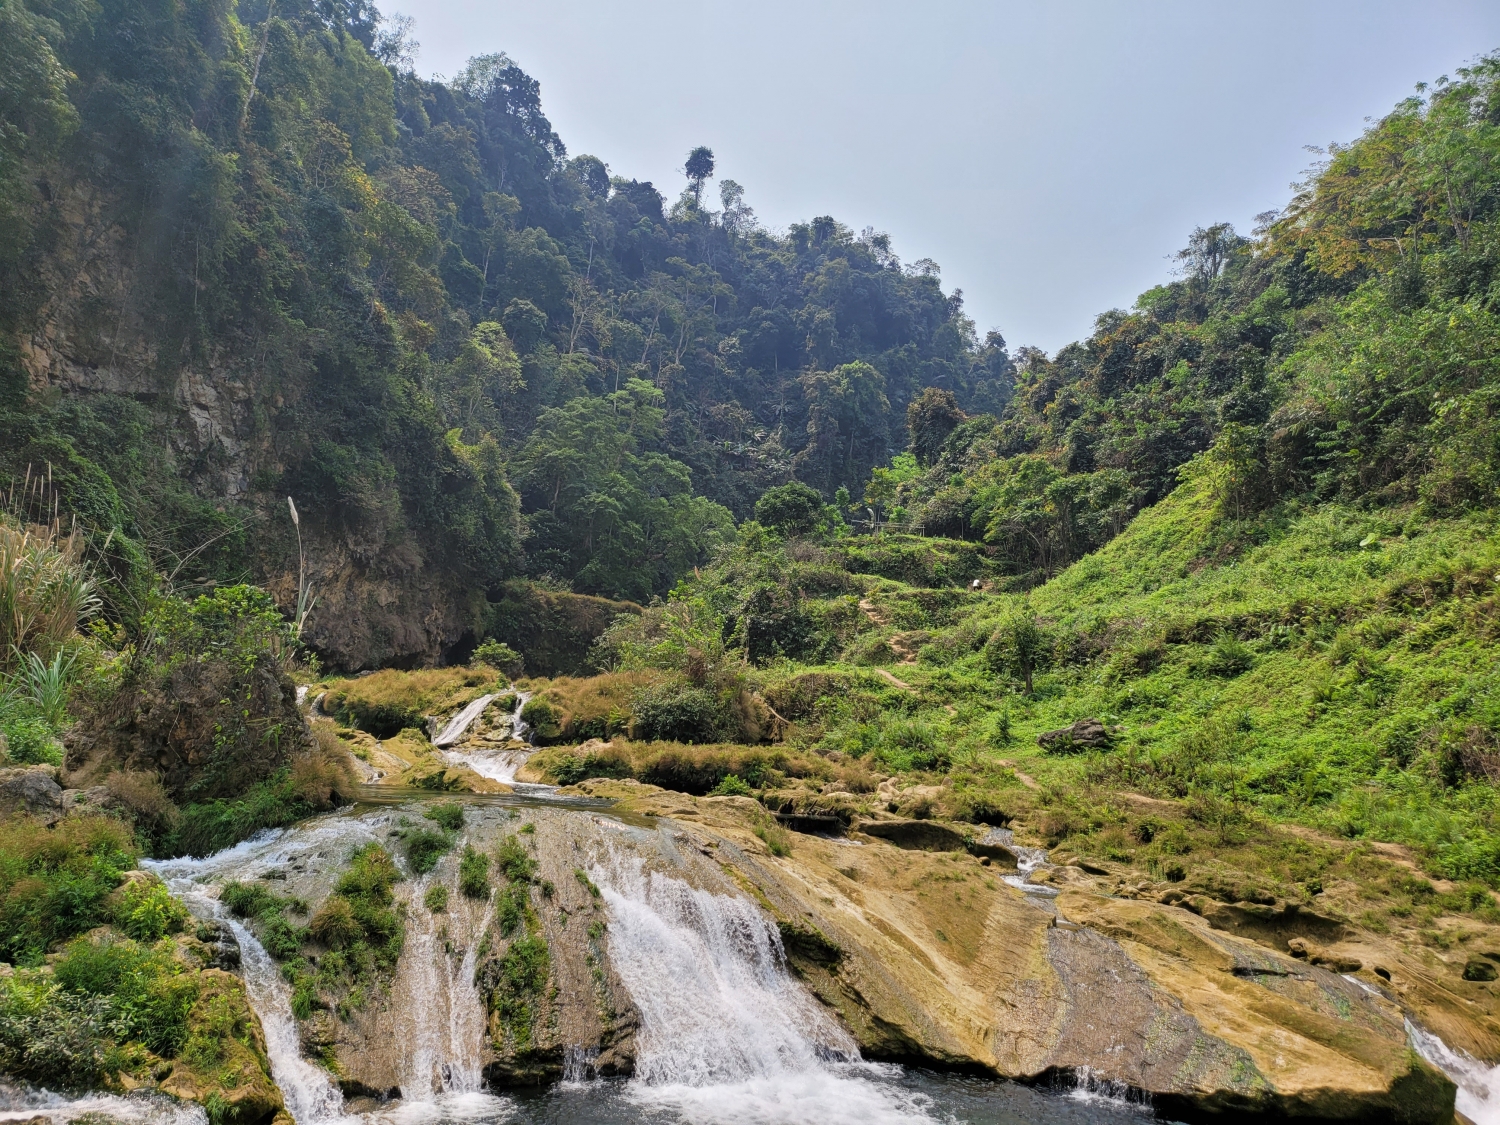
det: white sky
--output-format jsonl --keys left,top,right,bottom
{"left": 400, "top": 0, "right": 1500, "bottom": 353}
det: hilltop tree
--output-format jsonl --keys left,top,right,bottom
{"left": 684, "top": 146, "right": 715, "bottom": 206}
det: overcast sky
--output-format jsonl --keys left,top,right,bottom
{"left": 401, "top": 0, "right": 1500, "bottom": 354}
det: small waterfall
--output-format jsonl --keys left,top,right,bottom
{"left": 393, "top": 873, "right": 492, "bottom": 1099}
{"left": 982, "top": 827, "right": 1058, "bottom": 897}
{"left": 226, "top": 915, "right": 349, "bottom": 1124}
{"left": 441, "top": 692, "right": 536, "bottom": 785}
{"left": 590, "top": 845, "right": 938, "bottom": 1125}
{"left": 433, "top": 694, "right": 500, "bottom": 748}
{"left": 1409, "top": 1019, "right": 1500, "bottom": 1125}
{"left": 147, "top": 820, "right": 383, "bottom": 1125}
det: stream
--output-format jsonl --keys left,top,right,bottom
{"left": 7, "top": 690, "right": 1495, "bottom": 1124}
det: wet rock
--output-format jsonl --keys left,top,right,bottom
{"left": 160, "top": 970, "right": 284, "bottom": 1124}
{"left": 1036, "top": 717, "right": 1116, "bottom": 752}
{"left": 0, "top": 766, "right": 64, "bottom": 820}
{"left": 194, "top": 919, "right": 242, "bottom": 971}
{"left": 857, "top": 818, "right": 967, "bottom": 852}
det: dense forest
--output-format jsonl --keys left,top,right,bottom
{"left": 0, "top": 0, "right": 1011, "bottom": 666}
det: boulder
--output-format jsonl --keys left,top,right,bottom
{"left": 0, "top": 766, "right": 64, "bottom": 820}
{"left": 1037, "top": 717, "right": 1116, "bottom": 751}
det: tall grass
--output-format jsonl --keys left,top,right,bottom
{"left": 0, "top": 515, "right": 100, "bottom": 672}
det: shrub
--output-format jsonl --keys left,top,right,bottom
{"left": 53, "top": 936, "right": 198, "bottom": 1057}
{"left": 710, "top": 774, "right": 751, "bottom": 797}
{"left": 1203, "top": 632, "right": 1255, "bottom": 678}
{"left": 404, "top": 829, "right": 452, "bottom": 875}
{"left": 0, "top": 971, "right": 117, "bottom": 1086}
{"left": 220, "top": 881, "right": 283, "bottom": 920}
{"left": 424, "top": 885, "right": 449, "bottom": 912}
{"left": 0, "top": 814, "right": 136, "bottom": 965}
{"left": 495, "top": 835, "right": 536, "bottom": 884}
{"left": 471, "top": 639, "right": 524, "bottom": 678}
{"left": 308, "top": 897, "right": 360, "bottom": 949}
{"left": 496, "top": 883, "right": 528, "bottom": 937}
{"left": 425, "top": 802, "right": 465, "bottom": 832}
{"left": 631, "top": 680, "right": 727, "bottom": 743}
{"left": 113, "top": 877, "right": 189, "bottom": 942}
{"left": 1, "top": 714, "right": 61, "bottom": 765}
{"left": 459, "top": 845, "right": 490, "bottom": 898}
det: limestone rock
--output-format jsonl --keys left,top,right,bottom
{"left": 0, "top": 766, "right": 64, "bottom": 820}
{"left": 1036, "top": 717, "right": 1116, "bottom": 751}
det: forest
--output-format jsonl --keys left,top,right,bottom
{"left": 0, "top": 0, "right": 1010, "bottom": 641}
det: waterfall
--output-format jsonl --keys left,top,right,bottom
{"left": 433, "top": 695, "right": 499, "bottom": 748}
{"left": 441, "top": 692, "right": 536, "bottom": 785}
{"left": 392, "top": 873, "right": 492, "bottom": 1099}
{"left": 1409, "top": 1019, "right": 1500, "bottom": 1125}
{"left": 226, "top": 915, "right": 349, "bottom": 1124}
{"left": 590, "top": 845, "right": 938, "bottom": 1125}
{"left": 147, "top": 819, "right": 383, "bottom": 1125}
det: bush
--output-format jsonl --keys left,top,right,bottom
{"left": 220, "top": 881, "right": 283, "bottom": 920}
{"left": 308, "top": 897, "right": 360, "bottom": 949}
{"left": 471, "top": 639, "right": 524, "bottom": 678}
{"left": 0, "top": 971, "right": 118, "bottom": 1086}
{"left": 424, "top": 885, "right": 449, "bottom": 912}
{"left": 495, "top": 835, "right": 536, "bottom": 884}
{"left": 1, "top": 714, "right": 61, "bottom": 765}
{"left": 404, "top": 829, "right": 452, "bottom": 875}
{"left": 710, "top": 774, "right": 752, "bottom": 797}
{"left": 459, "top": 845, "right": 490, "bottom": 898}
{"left": 0, "top": 814, "right": 136, "bottom": 965}
{"left": 1203, "top": 632, "right": 1255, "bottom": 678}
{"left": 113, "top": 877, "right": 189, "bottom": 942}
{"left": 53, "top": 936, "right": 198, "bottom": 1057}
{"left": 631, "top": 680, "right": 728, "bottom": 743}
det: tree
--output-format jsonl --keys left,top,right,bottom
{"left": 984, "top": 608, "right": 1047, "bottom": 695}
{"left": 684, "top": 146, "right": 715, "bottom": 207}
{"left": 907, "top": 387, "right": 966, "bottom": 467}
{"left": 754, "top": 482, "right": 824, "bottom": 538}
{"left": 1175, "top": 223, "right": 1245, "bottom": 285}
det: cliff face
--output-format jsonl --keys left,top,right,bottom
{"left": 13, "top": 181, "right": 499, "bottom": 671}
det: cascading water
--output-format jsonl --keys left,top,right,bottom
{"left": 587, "top": 842, "right": 940, "bottom": 1125}
{"left": 392, "top": 872, "right": 492, "bottom": 1099}
{"left": 433, "top": 695, "right": 500, "bottom": 748}
{"left": 0, "top": 1086, "right": 208, "bottom": 1125}
{"left": 1408, "top": 1019, "right": 1500, "bottom": 1125}
{"left": 147, "top": 818, "right": 384, "bottom": 1125}
{"left": 441, "top": 692, "right": 536, "bottom": 785}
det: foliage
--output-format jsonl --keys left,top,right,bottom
{"left": 471, "top": 639, "right": 524, "bottom": 677}
{"left": 0, "top": 515, "right": 100, "bottom": 671}
{"left": 458, "top": 844, "right": 490, "bottom": 898}
{"left": 113, "top": 877, "right": 190, "bottom": 942}
{"left": 0, "top": 814, "right": 136, "bottom": 965}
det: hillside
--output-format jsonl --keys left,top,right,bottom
{"left": 0, "top": 0, "right": 1009, "bottom": 667}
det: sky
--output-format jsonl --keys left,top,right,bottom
{"left": 401, "top": 0, "right": 1500, "bottom": 354}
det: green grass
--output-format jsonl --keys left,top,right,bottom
{"left": 775, "top": 480, "right": 1500, "bottom": 885}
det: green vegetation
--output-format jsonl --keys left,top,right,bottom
{"left": 557, "top": 55, "right": 1500, "bottom": 922}
{"left": 0, "top": 815, "right": 138, "bottom": 965}
{"left": 459, "top": 844, "right": 491, "bottom": 899}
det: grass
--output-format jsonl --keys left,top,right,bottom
{"left": 324, "top": 667, "right": 501, "bottom": 738}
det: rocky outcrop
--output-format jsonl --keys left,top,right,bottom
{"left": 567, "top": 782, "right": 1459, "bottom": 1121}
{"left": 1036, "top": 717, "right": 1117, "bottom": 751}
{"left": 0, "top": 766, "right": 64, "bottom": 821}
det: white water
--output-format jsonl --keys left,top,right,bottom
{"left": 1409, "top": 1019, "right": 1500, "bottom": 1124}
{"left": 394, "top": 873, "right": 493, "bottom": 1098}
{"left": 441, "top": 692, "right": 536, "bottom": 784}
{"left": 589, "top": 845, "right": 939, "bottom": 1125}
{"left": 0, "top": 1086, "right": 207, "bottom": 1125}
{"left": 433, "top": 695, "right": 500, "bottom": 748}
{"left": 147, "top": 819, "right": 385, "bottom": 1125}
{"left": 983, "top": 827, "right": 1059, "bottom": 897}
